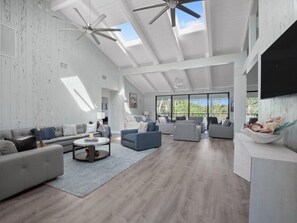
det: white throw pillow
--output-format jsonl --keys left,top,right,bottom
{"left": 138, "top": 121, "right": 148, "bottom": 133}
{"left": 86, "top": 123, "right": 97, "bottom": 133}
{"left": 63, "top": 124, "right": 77, "bottom": 136}
{"left": 158, "top": 117, "right": 167, "bottom": 124}
{"left": 141, "top": 115, "right": 146, "bottom": 122}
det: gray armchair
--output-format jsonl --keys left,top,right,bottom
{"left": 173, "top": 122, "right": 201, "bottom": 142}
{"left": 121, "top": 122, "right": 161, "bottom": 151}
{"left": 189, "top": 117, "right": 206, "bottom": 133}
{"left": 208, "top": 121, "right": 234, "bottom": 139}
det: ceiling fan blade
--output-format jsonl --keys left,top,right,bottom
{"left": 93, "top": 28, "right": 121, "bottom": 32}
{"left": 181, "top": 0, "right": 203, "bottom": 3}
{"left": 53, "top": 15, "right": 82, "bottom": 28}
{"left": 177, "top": 4, "right": 201, "bottom": 19}
{"left": 171, "top": 8, "right": 176, "bottom": 27}
{"left": 149, "top": 6, "right": 169, "bottom": 25}
{"left": 73, "top": 8, "right": 88, "bottom": 26}
{"left": 76, "top": 31, "right": 87, "bottom": 40}
{"left": 91, "top": 14, "right": 107, "bottom": 28}
{"left": 93, "top": 32, "right": 117, "bottom": 42}
{"left": 91, "top": 33, "right": 101, "bottom": 45}
{"left": 133, "top": 3, "right": 167, "bottom": 12}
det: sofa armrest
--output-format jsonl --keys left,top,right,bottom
{"left": 209, "top": 124, "right": 234, "bottom": 139}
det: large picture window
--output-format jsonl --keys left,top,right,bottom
{"left": 156, "top": 92, "right": 230, "bottom": 126}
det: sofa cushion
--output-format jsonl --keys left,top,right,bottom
{"left": 31, "top": 127, "right": 56, "bottom": 140}
{"left": 86, "top": 123, "right": 97, "bottom": 133}
{"left": 11, "top": 128, "right": 32, "bottom": 139}
{"left": 54, "top": 126, "right": 63, "bottom": 137}
{"left": 63, "top": 124, "right": 77, "bottom": 136}
{"left": 138, "top": 122, "right": 148, "bottom": 133}
{"left": 76, "top": 123, "right": 86, "bottom": 134}
{"left": 147, "top": 122, "right": 156, "bottom": 132}
{"left": 223, "top": 120, "right": 232, "bottom": 127}
{"left": 0, "top": 130, "right": 12, "bottom": 140}
{"left": 0, "top": 140, "right": 18, "bottom": 155}
{"left": 4, "top": 136, "right": 37, "bottom": 152}
{"left": 123, "top": 133, "right": 137, "bottom": 143}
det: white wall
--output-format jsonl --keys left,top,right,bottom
{"left": 257, "top": 0, "right": 297, "bottom": 151}
{"left": 124, "top": 78, "right": 144, "bottom": 115}
{"left": 0, "top": 0, "right": 119, "bottom": 130}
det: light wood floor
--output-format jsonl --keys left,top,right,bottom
{"left": 0, "top": 135, "right": 250, "bottom": 223}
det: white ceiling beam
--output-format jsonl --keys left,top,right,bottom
{"left": 77, "top": 0, "right": 138, "bottom": 68}
{"left": 165, "top": 11, "right": 192, "bottom": 91}
{"left": 142, "top": 75, "right": 159, "bottom": 93}
{"left": 119, "top": 0, "right": 159, "bottom": 65}
{"left": 241, "top": 0, "right": 256, "bottom": 51}
{"left": 51, "top": 0, "right": 77, "bottom": 11}
{"left": 120, "top": 52, "right": 247, "bottom": 76}
{"left": 125, "top": 77, "right": 144, "bottom": 94}
{"left": 204, "top": 0, "right": 213, "bottom": 91}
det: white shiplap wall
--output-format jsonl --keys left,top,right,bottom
{"left": 0, "top": 0, "right": 119, "bottom": 130}
{"left": 258, "top": 0, "right": 297, "bottom": 151}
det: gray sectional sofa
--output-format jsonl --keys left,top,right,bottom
{"left": 0, "top": 141, "right": 63, "bottom": 201}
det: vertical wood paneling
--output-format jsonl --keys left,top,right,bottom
{"left": 0, "top": 0, "right": 119, "bottom": 131}
{"left": 258, "top": 0, "right": 297, "bottom": 152}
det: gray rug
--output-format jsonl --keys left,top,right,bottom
{"left": 47, "top": 143, "right": 156, "bottom": 198}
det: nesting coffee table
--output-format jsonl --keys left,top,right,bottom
{"left": 72, "top": 137, "right": 110, "bottom": 163}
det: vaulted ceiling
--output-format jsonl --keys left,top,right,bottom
{"left": 51, "top": 0, "right": 252, "bottom": 94}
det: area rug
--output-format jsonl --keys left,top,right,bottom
{"left": 46, "top": 143, "right": 156, "bottom": 198}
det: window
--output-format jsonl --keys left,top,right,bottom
{"left": 155, "top": 93, "right": 230, "bottom": 126}
{"left": 116, "top": 22, "right": 141, "bottom": 47}
{"left": 246, "top": 91, "right": 258, "bottom": 121}
{"left": 190, "top": 94, "right": 207, "bottom": 118}
{"left": 172, "top": 95, "right": 188, "bottom": 120}
{"left": 209, "top": 93, "right": 229, "bottom": 123}
{"left": 176, "top": 1, "right": 205, "bottom": 35}
{"left": 156, "top": 96, "right": 172, "bottom": 119}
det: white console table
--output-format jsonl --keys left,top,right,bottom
{"left": 234, "top": 133, "right": 297, "bottom": 223}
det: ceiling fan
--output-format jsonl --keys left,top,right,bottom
{"left": 53, "top": 0, "right": 121, "bottom": 45}
{"left": 133, "top": 0, "right": 203, "bottom": 27}
{"left": 173, "top": 78, "right": 183, "bottom": 88}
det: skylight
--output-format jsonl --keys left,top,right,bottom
{"left": 116, "top": 22, "right": 142, "bottom": 47}
{"left": 176, "top": 1, "right": 205, "bottom": 35}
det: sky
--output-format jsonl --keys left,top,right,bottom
{"left": 117, "top": 1, "right": 204, "bottom": 42}
{"left": 176, "top": 2, "right": 204, "bottom": 29}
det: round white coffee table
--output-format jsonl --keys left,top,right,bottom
{"left": 72, "top": 137, "right": 110, "bottom": 163}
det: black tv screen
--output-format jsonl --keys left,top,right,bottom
{"left": 261, "top": 21, "right": 297, "bottom": 99}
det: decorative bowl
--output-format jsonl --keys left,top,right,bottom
{"left": 242, "top": 128, "right": 284, "bottom": 144}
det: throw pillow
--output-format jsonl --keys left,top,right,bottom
{"left": 31, "top": 127, "right": 56, "bottom": 140}
{"left": 223, "top": 120, "right": 232, "bottom": 127}
{"left": 138, "top": 121, "right": 148, "bottom": 133}
{"left": 0, "top": 140, "right": 18, "bottom": 155}
{"left": 86, "top": 123, "right": 97, "bottom": 133}
{"left": 147, "top": 122, "right": 156, "bottom": 132}
{"left": 141, "top": 116, "right": 146, "bottom": 122}
{"left": 158, "top": 117, "right": 167, "bottom": 124}
{"left": 4, "top": 136, "right": 37, "bottom": 152}
{"left": 63, "top": 124, "right": 77, "bottom": 136}
{"left": 134, "top": 115, "right": 142, "bottom": 122}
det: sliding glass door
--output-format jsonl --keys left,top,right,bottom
{"left": 190, "top": 94, "right": 207, "bottom": 120}
{"left": 209, "top": 93, "right": 229, "bottom": 123}
{"left": 156, "top": 95, "right": 172, "bottom": 119}
{"left": 172, "top": 95, "right": 188, "bottom": 120}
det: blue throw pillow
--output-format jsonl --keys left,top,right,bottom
{"left": 31, "top": 127, "right": 56, "bottom": 140}
{"left": 147, "top": 122, "right": 156, "bottom": 132}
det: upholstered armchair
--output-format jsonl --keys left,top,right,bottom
{"left": 173, "top": 122, "right": 201, "bottom": 142}
{"left": 208, "top": 120, "right": 234, "bottom": 139}
{"left": 156, "top": 117, "right": 174, "bottom": 134}
{"left": 121, "top": 122, "right": 161, "bottom": 151}
{"left": 189, "top": 117, "right": 206, "bottom": 133}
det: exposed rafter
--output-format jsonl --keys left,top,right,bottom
{"left": 50, "top": 0, "right": 76, "bottom": 11}
{"left": 165, "top": 11, "right": 193, "bottom": 91}
{"left": 120, "top": 52, "right": 247, "bottom": 76}
{"left": 142, "top": 75, "right": 159, "bottom": 92}
{"left": 204, "top": 0, "right": 213, "bottom": 91}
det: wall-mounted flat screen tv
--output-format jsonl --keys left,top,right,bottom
{"left": 261, "top": 21, "right": 297, "bottom": 99}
